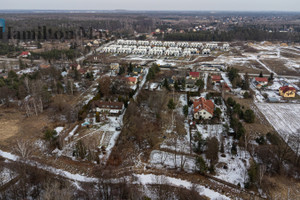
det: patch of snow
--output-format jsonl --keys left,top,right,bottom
{"left": 64, "top": 125, "right": 79, "bottom": 141}
{"left": 135, "top": 173, "right": 230, "bottom": 200}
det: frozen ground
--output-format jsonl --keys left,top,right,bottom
{"left": 149, "top": 150, "right": 196, "bottom": 172}
{"left": 0, "top": 168, "right": 17, "bottom": 186}
{"left": 135, "top": 173, "right": 230, "bottom": 200}
{"left": 256, "top": 103, "right": 300, "bottom": 152}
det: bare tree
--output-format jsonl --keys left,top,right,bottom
{"left": 13, "top": 139, "right": 33, "bottom": 159}
{"left": 259, "top": 164, "right": 266, "bottom": 186}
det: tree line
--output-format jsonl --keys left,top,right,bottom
{"left": 164, "top": 27, "right": 300, "bottom": 42}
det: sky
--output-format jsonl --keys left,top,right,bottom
{"left": 0, "top": 0, "right": 300, "bottom": 12}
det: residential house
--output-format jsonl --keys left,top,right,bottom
{"left": 20, "top": 51, "right": 31, "bottom": 58}
{"left": 279, "top": 86, "right": 296, "bottom": 97}
{"left": 211, "top": 75, "right": 221, "bottom": 83}
{"left": 110, "top": 63, "right": 120, "bottom": 73}
{"left": 93, "top": 101, "right": 124, "bottom": 116}
{"left": 189, "top": 72, "right": 200, "bottom": 80}
{"left": 39, "top": 64, "right": 50, "bottom": 69}
{"left": 193, "top": 97, "right": 215, "bottom": 120}
{"left": 133, "top": 67, "right": 143, "bottom": 75}
{"left": 186, "top": 79, "right": 196, "bottom": 88}
{"left": 254, "top": 77, "right": 268, "bottom": 88}
{"left": 127, "top": 77, "right": 138, "bottom": 85}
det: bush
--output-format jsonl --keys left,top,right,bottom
{"left": 243, "top": 92, "right": 250, "bottom": 99}
{"left": 95, "top": 112, "right": 100, "bottom": 122}
{"left": 167, "top": 99, "right": 176, "bottom": 110}
{"left": 231, "top": 143, "right": 237, "bottom": 155}
{"left": 266, "top": 132, "right": 281, "bottom": 145}
{"left": 244, "top": 109, "right": 255, "bottom": 123}
{"left": 183, "top": 105, "right": 189, "bottom": 117}
{"left": 196, "top": 156, "right": 207, "bottom": 174}
{"left": 227, "top": 97, "right": 236, "bottom": 107}
{"left": 256, "top": 136, "right": 266, "bottom": 145}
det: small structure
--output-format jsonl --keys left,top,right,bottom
{"left": 127, "top": 77, "right": 137, "bottom": 85}
{"left": 254, "top": 77, "right": 268, "bottom": 88}
{"left": 279, "top": 86, "right": 296, "bottom": 97}
{"left": 20, "top": 51, "right": 31, "bottom": 58}
{"left": 133, "top": 67, "right": 143, "bottom": 75}
{"left": 189, "top": 72, "right": 200, "bottom": 79}
{"left": 93, "top": 101, "right": 124, "bottom": 116}
{"left": 186, "top": 79, "right": 196, "bottom": 88}
{"left": 268, "top": 97, "right": 279, "bottom": 103}
{"left": 211, "top": 75, "right": 222, "bottom": 83}
{"left": 39, "top": 64, "right": 50, "bottom": 69}
{"left": 202, "top": 49, "right": 211, "bottom": 55}
{"left": 110, "top": 63, "right": 120, "bottom": 74}
{"left": 193, "top": 97, "right": 215, "bottom": 120}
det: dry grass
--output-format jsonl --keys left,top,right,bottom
{"left": 263, "top": 175, "right": 300, "bottom": 199}
{"left": 261, "top": 59, "right": 299, "bottom": 76}
{"left": 229, "top": 60, "right": 269, "bottom": 74}
{"left": 0, "top": 107, "right": 51, "bottom": 150}
{"left": 224, "top": 94, "right": 274, "bottom": 136}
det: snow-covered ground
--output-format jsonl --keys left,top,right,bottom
{"left": 216, "top": 139, "right": 251, "bottom": 188}
{"left": 0, "top": 149, "right": 98, "bottom": 183}
{"left": 195, "top": 124, "right": 224, "bottom": 140}
{"left": 55, "top": 126, "right": 64, "bottom": 135}
{"left": 161, "top": 94, "right": 192, "bottom": 154}
{"left": 256, "top": 103, "right": 300, "bottom": 152}
{"left": 16, "top": 67, "right": 39, "bottom": 75}
{"left": 149, "top": 150, "right": 196, "bottom": 173}
{"left": 156, "top": 59, "right": 176, "bottom": 67}
{"left": 221, "top": 73, "right": 232, "bottom": 89}
{"left": 64, "top": 125, "right": 79, "bottom": 141}
{"left": 0, "top": 168, "right": 17, "bottom": 186}
{"left": 135, "top": 173, "right": 230, "bottom": 200}
{"left": 0, "top": 149, "right": 230, "bottom": 199}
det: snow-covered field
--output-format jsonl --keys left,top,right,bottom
{"left": 256, "top": 103, "right": 300, "bottom": 150}
{"left": 149, "top": 150, "right": 196, "bottom": 172}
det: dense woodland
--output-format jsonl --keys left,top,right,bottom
{"left": 164, "top": 27, "right": 300, "bottom": 42}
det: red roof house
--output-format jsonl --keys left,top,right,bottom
{"left": 127, "top": 77, "right": 137, "bottom": 85}
{"left": 211, "top": 75, "right": 222, "bottom": 83}
{"left": 255, "top": 77, "right": 268, "bottom": 83}
{"left": 189, "top": 72, "right": 200, "bottom": 79}
{"left": 20, "top": 51, "right": 31, "bottom": 58}
{"left": 279, "top": 86, "right": 296, "bottom": 97}
{"left": 193, "top": 97, "right": 215, "bottom": 119}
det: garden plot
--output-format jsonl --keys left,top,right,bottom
{"left": 149, "top": 150, "right": 196, "bottom": 173}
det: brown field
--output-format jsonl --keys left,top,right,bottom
{"left": 224, "top": 94, "right": 274, "bottom": 136}
{"left": 0, "top": 107, "right": 51, "bottom": 151}
{"left": 261, "top": 59, "right": 299, "bottom": 76}
{"left": 229, "top": 60, "right": 269, "bottom": 74}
